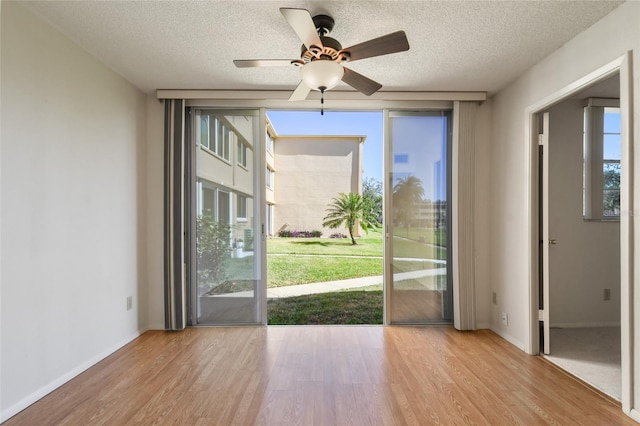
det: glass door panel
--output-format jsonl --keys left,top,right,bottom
{"left": 193, "top": 109, "right": 262, "bottom": 324}
{"left": 387, "top": 111, "right": 452, "bottom": 324}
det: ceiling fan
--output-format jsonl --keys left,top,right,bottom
{"left": 233, "top": 8, "right": 410, "bottom": 104}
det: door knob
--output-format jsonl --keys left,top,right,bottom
{"left": 549, "top": 239, "right": 557, "bottom": 245}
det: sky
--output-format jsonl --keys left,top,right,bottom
{"left": 267, "top": 110, "right": 384, "bottom": 181}
{"left": 604, "top": 109, "right": 621, "bottom": 161}
{"left": 267, "top": 110, "right": 449, "bottom": 201}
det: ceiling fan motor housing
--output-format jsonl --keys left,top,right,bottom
{"left": 312, "top": 14, "right": 335, "bottom": 35}
{"left": 300, "top": 35, "right": 348, "bottom": 63}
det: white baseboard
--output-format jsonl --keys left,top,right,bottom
{"left": 490, "top": 327, "right": 525, "bottom": 351}
{"left": 550, "top": 321, "right": 621, "bottom": 328}
{"left": 476, "top": 322, "right": 491, "bottom": 329}
{"left": 1, "top": 327, "right": 147, "bottom": 423}
{"left": 629, "top": 408, "right": 640, "bottom": 422}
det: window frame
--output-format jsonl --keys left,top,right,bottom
{"left": 237, "top": 140, "right": 247, "bottom": 168}
{"left": 266, "top": 167, "right": 273, "bottom": 189}
{"left": 266, "top": 129, "right": 274, "bottom": 153}
{"left": 213, "top": 118, "right": 232, "bottom": 162}
{"left": 237, "top": 194, "right": 247, "bottom": 221}
{"left": 583, "top": 99, "right": 620, "bottom": 221}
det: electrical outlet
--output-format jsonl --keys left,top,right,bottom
{"left": 126, "top": 296, "right": 133, "bottom": 311}
{"left": 492, "top": 292, "right": 497, "bottom": 304}
{"left": 604, "top": 288, "right": 611, "bottom": 301}
{"left": 501, "top": 312, "right": 508, "bottom": 326}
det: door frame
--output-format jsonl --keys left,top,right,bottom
{"left": 525, "top": 52, "right": 632, "bottom": 411}
{"left": 538, "top": 111, "right": 550, "bottom": 355}
{"left": 181, "top": 97, "right": 482, "bottom": 329}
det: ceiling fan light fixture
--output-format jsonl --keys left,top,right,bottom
{"left": 301, "top": 60, "right": 344, "bottom": 92}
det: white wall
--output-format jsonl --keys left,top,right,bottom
{"left": 146, "top": 95, "right": 165, "bottom": 330}
{"left": 0, "top": 3, "right": 148, "bottom": 420}
{"left": 548, "top": 99, "right": 620, "bottom": 327}
{"left": 490, "top": 1, "right": 639, "bottom": 350}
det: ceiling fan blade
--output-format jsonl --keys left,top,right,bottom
{"left": 341, "top": 67, "right": 382, "bottom": 96}
{"left": 289, "top": 81, "right": 312, "bottom": 101}
{"left": 233, "top": 59, "right": 297, "bottom": 68}
{"left": 342, "top": 31, "right": 409, "bottom": 62}
{"left": 280, "top": 8, "right": 323, "bottom": 51}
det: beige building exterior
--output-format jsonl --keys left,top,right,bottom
{"left": 196, "top": 111, "right": 256, "bottom": 253}
{"left": 194, "top": 113, "right": 364, "bottom": 250}
{"left": 267, "top": 120, "right": 365, "bottom": 237}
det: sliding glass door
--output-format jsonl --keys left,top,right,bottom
{"left": 184, "top": 106, "right": 452, "bottom": 326}
{"left": 386, "top": 111, "right": 452, "bottom": 324}
{"left": 191, "top": 109, "right": 263, "bottom": 325}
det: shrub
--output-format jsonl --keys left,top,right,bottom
{"left": 277, "top": 229, "right": 322, "bottom": 238}
{"left": 196, "top": 214, "right": 231, "bottom": 295}
{"left": 330, "top": 233, "right": 347, "bottom": 239}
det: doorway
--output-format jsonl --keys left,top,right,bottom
{"left": 265, "top": 110, "right": 385, "bottom": 325}
{"left": 537, "top": 74, "right": 622, "bottom": 400}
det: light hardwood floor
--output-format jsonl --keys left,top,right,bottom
{"left": 4, "top": 326, "right": 635, "bottom": 425}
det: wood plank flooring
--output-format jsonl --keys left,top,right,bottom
{"left": 4, "top": 327, "right": 635, "bottom": 425}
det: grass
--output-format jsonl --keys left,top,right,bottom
{"left": 264, "top": 229, "right": 445, "bottom": 325}
{"left": 392, "top": 226, "right": 448, "bottom": 247}
{"left": 219, "top": 231, "right": 445, "bottom": 292}
{"left": 267, "top": 289, "right": 383, "bottom": 325}
{"left": 215, "top": 230, "right": 449, "bottom": 325}
{"left": 267, "top": 231, "right": 383, "bottom": 256}
{"left": 268, "top": 256, "right": 383, "bottom": 287}
{"left": 392, "top": 236, "right": 447, "bottom": 260}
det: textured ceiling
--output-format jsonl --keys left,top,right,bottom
{"left": 23, "top": 0, "right": 624, "bottom": 96}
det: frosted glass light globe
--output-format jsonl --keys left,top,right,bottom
{"left": 301, "top": 60, "right": 344, "bottom": 91}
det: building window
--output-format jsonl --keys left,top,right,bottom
{"left": 214, "top": 118, "right": 232, "bottom": 161}
{"left": 237, "top": 141, "right": 247, "bottom": 168}
{"left": 583, "top": 100, "right": 620, "bottom": 220}
{"left": 266, "top": 130, "right": 274, "bottom": 153}
{"left": 199, "top": 115, "right": 232, "bottom": 162}
{"left": 266, "top": 167, "right": 273, "bottom": 189}
{"left": 199, "top": 183, "right": 231, "bottom": 225}
{"left": 202, "top": 185, "right": 215, "bottom": 217}
{"left": 603, "top": 107, "right": 621, "bottom": 217}
{"left": 200, "top": 116, "right": 211, "bottom": 150}
{"left": 237, "top": 195, "right": 247, "bottom": 220}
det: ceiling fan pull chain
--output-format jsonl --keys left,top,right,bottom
{"left": 320, "top": 86, "right": 326, "bottom": 115}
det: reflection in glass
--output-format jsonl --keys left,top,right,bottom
{"left": 195, "top": 110, "right": 259, "bottom": 324}
{"left": 389, "top": 112, "right": 451, "bottom": 323}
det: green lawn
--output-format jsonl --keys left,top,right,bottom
{"left": 267, "top": 289, "right": 383, "bottom": 324}
{"left": 267, "top": 231, "right": 383, "bottom": 256}
{"left": 219, "top": 230, "right": 446, "bottom": 294}
{"left": 243, "top": 229, "right": 448, "bottom": 325}
{"left": 392, "top": 236, "right": 447, "bottom": 260}
{"left": 392, "top": 227, "right": 448, "bottom": 248}
{"left": 268, "top": 255, "right": 383, "bottom": 287}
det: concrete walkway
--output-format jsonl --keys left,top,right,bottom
{"left": 211, "top": 256, "right": 448, "bottom": 299}
{"left": 266, "top": 267, "right": 447, "bottom": 298}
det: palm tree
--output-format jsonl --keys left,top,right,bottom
{"left": 322, "top": 192, "right": 376, "bottom": 245}
{"left": 393, "top": 175, "right": 425, "bottom": 234}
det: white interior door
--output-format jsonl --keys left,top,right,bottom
{"left": 540, "top": 111, "right": 551, "bottom": 355}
